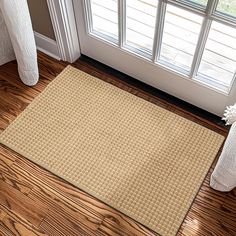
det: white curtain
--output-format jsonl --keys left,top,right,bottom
{"left": 0, "top": 0, "right": 39, "bottom": 85}
{"left": 210, "top": 104, "right": 236, "bottom": 192}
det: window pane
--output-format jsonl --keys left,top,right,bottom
{"left": 197, "top": 21, "right": 236, "bottom": 91}
{"left": 90, "top": 0, "right": 118, "bottom": 40}
{"left": 125, "top": 0, "right": 158, "bottom": 54}
{"left": 181, "top": 0, "right": 208, "bottom": 7}
{"left": 216, "top": 0, "right": 236, "bottom": 18}
{"left": 190, "top": 0, "right": 207, "bottom": 5}
{"left": 159, "top": 4, "right": 203, "bottom": 73}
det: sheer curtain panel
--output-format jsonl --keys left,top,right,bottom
{"left": 0, "top": 0, "right": 39, "bottom": 86}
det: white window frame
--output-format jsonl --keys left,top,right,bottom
{"left": 83, "top": 0, "right": 236, "bottom": 94}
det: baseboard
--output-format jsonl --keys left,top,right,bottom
{"left": 34, "top": 31, "right": 61, "bottom": 60}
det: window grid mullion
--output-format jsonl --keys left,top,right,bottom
{"left": 118, "top": 0, "right": 126, "bottom": 47}
{"left": 189, "top": 0, "right": 218, "bottom": 79}
{"left": 211, "top": 14, "right": 236, "bottom": 28}
{"left": 84, "top": 0, "right": 93, "bottom": 34}
{"left": 168, "top": 0, "right": 206, "bottom": 16}
{"left": 152, "top": 0, "right": 166, "bottom": 62}
{"left": 228, "top": 72, "right": 236, "bottom": 94}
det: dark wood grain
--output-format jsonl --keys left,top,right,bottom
{"left": 0, "top": 52, "right": 235, "bottom": 236}
{"left": 0, "top": 180, "right": 47, "bottom": 227}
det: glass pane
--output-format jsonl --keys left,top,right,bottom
{"left": 197, "top": 21, "right": 236, "bottom": 91}
{"left": 181, "top": 0, "right": 208, "bottom": 7}
{"left": 216, "top": 0, "right": 236, "bottom": 18}
{"left": 159, "top": 4, "right": 203, "bottom": 73}
{"left": 190, "top": 0, "right": 207, "bottom": 5}
{"left": 125, "top": 0, "right": 158, "bottom": 53}
{"left": 90, "top": 0, "right": 118, "bottom": 40}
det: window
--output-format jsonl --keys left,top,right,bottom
{"left": 159, "top": 4, "right": 203, "bottom": 73}
{"left": 89, "top": 0, "right": 118, "bottom": 41}
{"left": 85, "top": 0, "right": 236, "bottom": 93}
{"left": 216, "top": 0, "right": 236, "bottom": 18}
{"left": 125, "top": 0, "right": 158, "bottom": 55}
{"left": 196, "top": 21, "right": 236, "bottom": 91}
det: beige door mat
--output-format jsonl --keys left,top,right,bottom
{"left": 0, "top": 65, "right": 224, "bottom": 236}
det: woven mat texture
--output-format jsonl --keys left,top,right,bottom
{"left": 0, "top": 66, "right": 224, "bottom": 236}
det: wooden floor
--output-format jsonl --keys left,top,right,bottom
{"left": 0, "top": 52, "right": 235, "bottom": 236}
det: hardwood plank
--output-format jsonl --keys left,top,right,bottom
{"left": 98, "top": 216, "right": 157, "bottom": 236}
{"left": 0, "top": 78, "right": 32, "bottom": 132}
{"left": 0, "top": 79, "right": 35, "bottom": 104}
{"left": 0, "top": 145, "right": 18, "bottom": 165}
{"left": 0, "top": 62, "right": 43, "bottom": 94}
{"left": 40, "top": 210, "right": 104, "bottom": 236}
{"left": 0, "top": 160, "right": 32, "bottom": 195}
{"left": 0, "top": 206, "right": 48, "bottom": 236}
{"left": 29, "top": 188, "right": 103, "bottom": 233}
{"left": 0, "top": 217, "right": 45, "bottom": 236}
{"left": 0, "top": 180, "right": 47, "bottom": 227}
{"left": 0, "top": 223, "right": 14, "bottom": 236}
{"left": 0, "top": 95, "right": 17, "bottom": 132}
{"left": 0, "top": 95, "right": 26, "bottom": 113}
{"left": 0, "top": 146, "right": 32, "bottom": 195}
{"left": 0, "top": 208, "right": 7, "bottom": 221}
{"left": 37, "top": 52, "right": 68, "bottom": 81}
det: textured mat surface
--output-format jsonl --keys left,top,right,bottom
{"left": 0, "top": 66, "right": 224, "bottom": 236}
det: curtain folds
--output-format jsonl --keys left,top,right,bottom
{"left": 0, "top": 0, "right": 39, "bottom": 85}
{"left": 211, "top": 104, "right": 236, "bottom": 192}
{"left": 210, "top": 121, "right": 236, "bottom": 192}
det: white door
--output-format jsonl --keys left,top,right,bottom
{"left": 73, "top": 0, "right": 236, "bottom": 116}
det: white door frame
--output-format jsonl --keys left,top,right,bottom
{"left": 47, "top": 0, "right": 81, "bottom": 62}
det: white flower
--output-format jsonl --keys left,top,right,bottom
{"left": 222, "top": 104, "right": 236, "bottom": 125}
